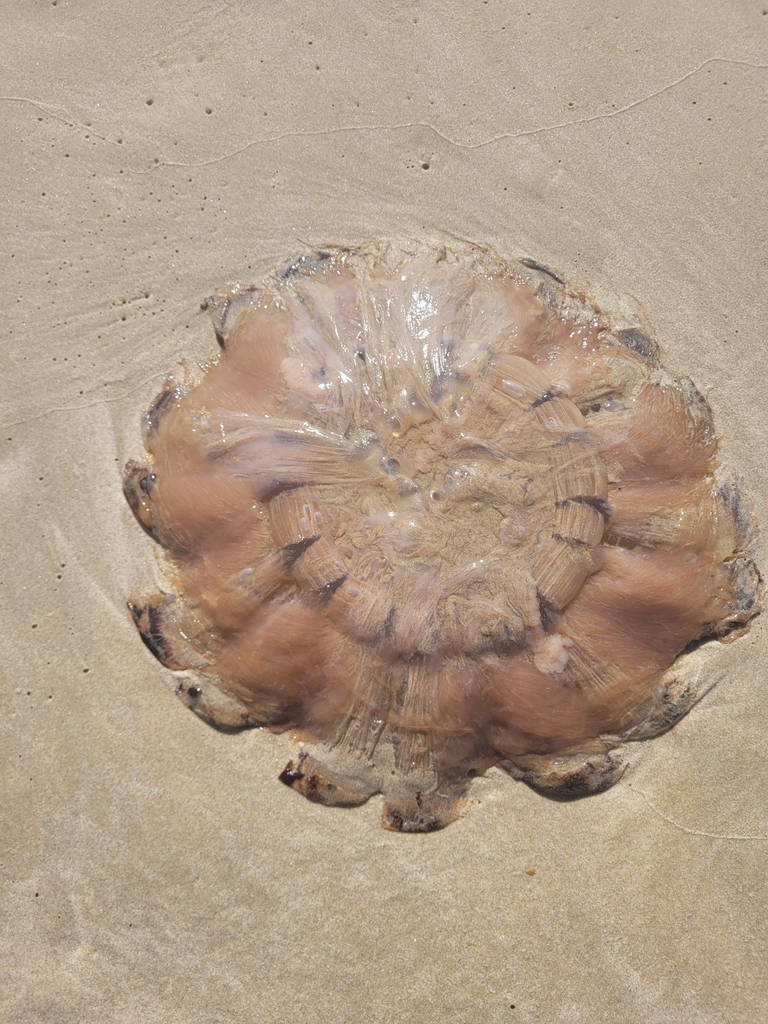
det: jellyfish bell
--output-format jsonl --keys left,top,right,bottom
{"left": 124, "top": 242, "right": 760, "bottom": 831}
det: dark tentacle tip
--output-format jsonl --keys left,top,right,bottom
{"left": 143, "top": 386, "right": 181, "bottom": 436}
{"left": 128, "top": 599, "right": 175, "bottom": 668}
{"left": 615, "top": 327, "right": 660, "bottom": 365}
{"left": 530, "top": 389, "right": 557, "bottom": 409}
{"left": 279, "top": 761, "right": 305, "bottom": 787}
{"left": 520, "top": 258, "right": 565, "bottom": 284}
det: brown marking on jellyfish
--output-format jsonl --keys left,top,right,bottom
{"left": 483, "top": 654, "right": 598, "bottom": 757}
{"left": 174, "top": 514, "right": 280, "bottom": 632}
{"left": 556, "top": 544, "right": 748, "bottom": 730}
{"left": 592, "top": 379, "right": 717, "bottom": 482}
{"left": 212, "top": 600, "right": 350, "bottom": 729}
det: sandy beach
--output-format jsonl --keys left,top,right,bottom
{"left": 1, "top": 3, "right": 766, "bottom": 1021}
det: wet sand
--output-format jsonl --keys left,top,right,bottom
{"left": 2, "top": 3, "right": 766, "bottom": 1021}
